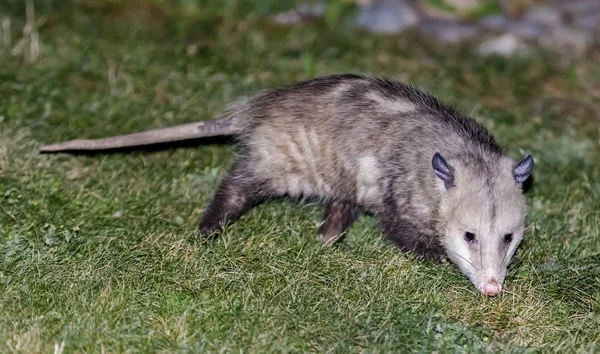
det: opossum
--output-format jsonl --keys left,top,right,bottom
{"left": 40, "top": 74, "right": 534, "bottom": 296}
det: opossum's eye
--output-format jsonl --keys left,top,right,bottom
{"left": 503, "top": 233, "right": 513, "bottom": 244}
{"left": 464, "top": 232, "right": 476, "bottom": 243}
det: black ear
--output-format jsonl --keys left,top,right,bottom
{"left": 513, "top": 155, "right": 534, "bottom": 184}
{"left": 432, "top": 152, "right": 454, "bottom": 189}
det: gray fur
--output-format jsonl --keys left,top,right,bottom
{"left": 40, "top": 74, "right": 534, "bottom": 295}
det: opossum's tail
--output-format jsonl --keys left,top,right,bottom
{"left": 39, "top": 115, "right": 240, "bottom": 153}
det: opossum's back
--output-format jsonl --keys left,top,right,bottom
{"left": 240, "top": 79, "right": 396, "bottom": 204}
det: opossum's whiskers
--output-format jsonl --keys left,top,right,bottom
{"left": 478, "top": 208, "right": 484, "bottom": 270}
{"left": 500, "top": 254, "right": 508, "bottom": 270}
{"left": 448, "top": 250, "right": 479, "bottom": 271}
{"left": 479, "top": 243, "right": 483, "bottom": 270}
{"left": 461, "top": 271, "right": 476, "bottom": 278}
{"left": 500, "top": 247, "right": 514, "bottom": 269}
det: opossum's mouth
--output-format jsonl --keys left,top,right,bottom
{"left": 450, "top": 255, "right": 505, "bottom": 296}
{"left": 478, "top": 278, "right": 501, "bottom": 296}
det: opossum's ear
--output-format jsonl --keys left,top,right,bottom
{"left": 513, "top": 155, "right": 534, "bottom": 184}
{"left": 432, "top": 152, "right": 454, "bottom": 189}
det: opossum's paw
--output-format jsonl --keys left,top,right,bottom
{"left": 197, "top": 221, "right": 222, "bottom": 239}
{"left": 317, "top": 217, "right": 347, "bottom": 246}
{"left": 318, "top": 201, "right": 359, "bottom": 246}
{"left": 317, "top": 230, "right": 346, "bottom": 246}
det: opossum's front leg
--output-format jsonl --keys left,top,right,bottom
{"left": 377, "top": 215, "right": 444, "bottom": 263}
{"left": 318, "top": 201, "right": 360, "bottom": 245}
{"left": 198, "top": 162, "right": 267, "bottom": 237}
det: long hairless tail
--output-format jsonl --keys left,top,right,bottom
{"left": 39, "top": 116, "right": 240, "bottom": 152}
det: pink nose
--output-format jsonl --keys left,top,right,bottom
{"left": 482, "top": 280, "right": 501, "bottom": 296}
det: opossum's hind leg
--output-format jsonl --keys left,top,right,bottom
{"left": 318, "top": 201, "right": 359, "bottom": 245}
{"left": 198, "top": 162, "right": 267, "bottom": 238}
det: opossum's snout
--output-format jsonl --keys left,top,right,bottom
{"left": 458, "top": 253, "right": 508, "bottom": 296}
{"left": 466, "top": 265, "right": 507, "bottom": 296}
{"left": 443, "top": 230, "right": 510, "bottom": 296}
{"left": 479, "top": 278, "right": 501, "bottom": 296}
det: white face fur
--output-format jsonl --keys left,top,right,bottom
{"left": 433, "top": 153, "right": 533, "bottom": 296}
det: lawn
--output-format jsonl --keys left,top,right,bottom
{"left": 0, "top": 0, "right": 599, "bottom": 352}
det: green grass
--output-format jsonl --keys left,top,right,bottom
{"left": 1, "top": 0, "right": 599, "bottom": 352}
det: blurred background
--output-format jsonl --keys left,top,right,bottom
{"left": 1, "top": 0, "right": 599, "bottom": 130}
{"left": 3, "top": 0, "right": 600, "bottom": 59}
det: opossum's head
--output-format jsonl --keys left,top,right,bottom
{"left": 432, "top": 153, "right": 534, "bottom": 296}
